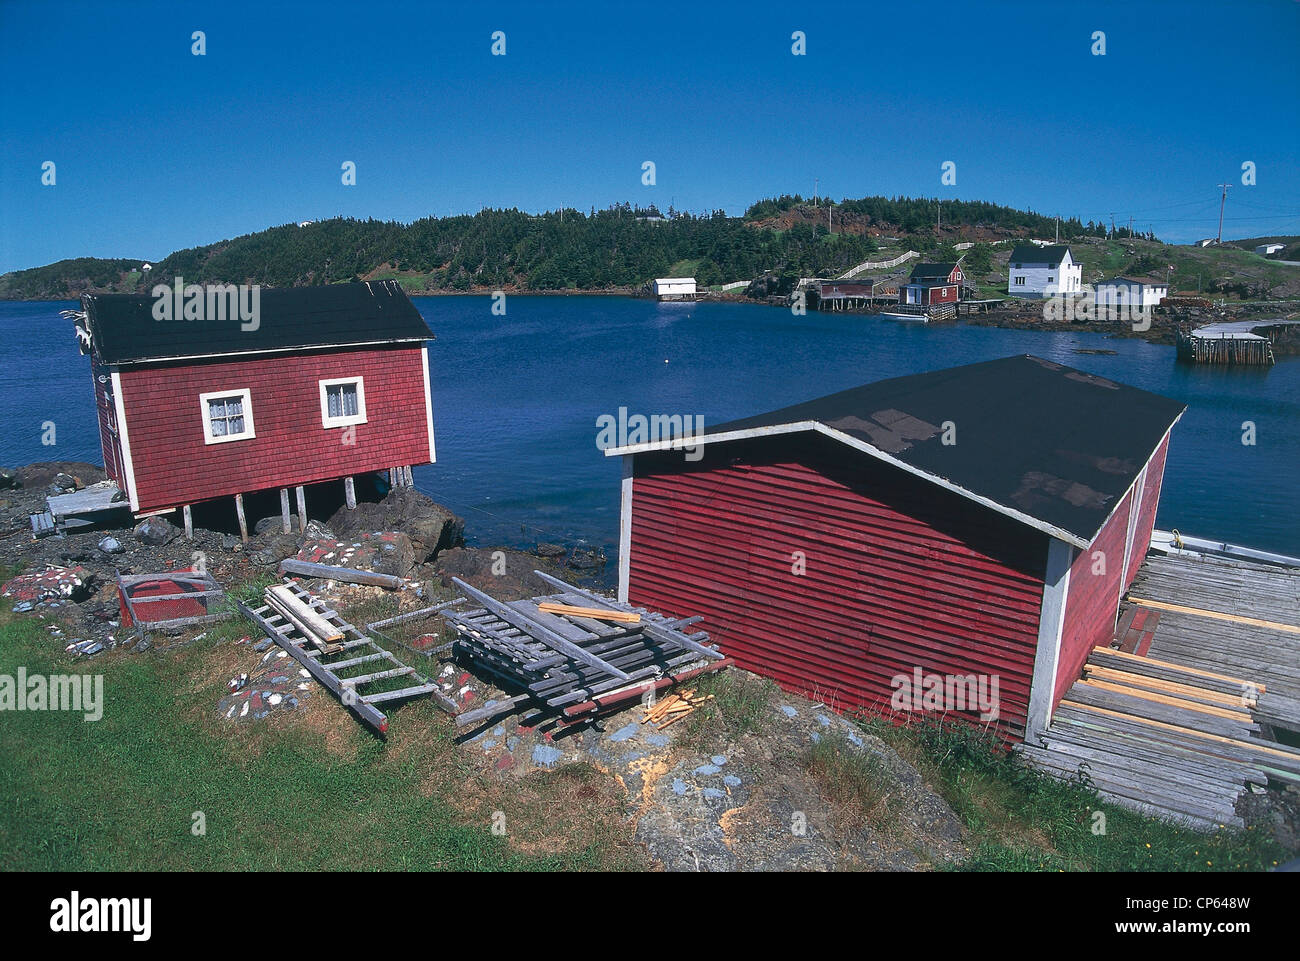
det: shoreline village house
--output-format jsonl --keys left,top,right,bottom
{"left": 1008, "top": 245, "right": 1082, "bottom": 298}
{"left": 74, "top": 280, "right": 436, "bottom": 539}
{"left": 652, "top": 277, "right": 697, "bottom": 302}
{"left": 604, "top": 356, "right": 1185, "bottom": 743}
{"left": 899, "top": 262, "right": 963, "bottom": 306}
{"left": 1094, "top": 276, "right": 1170, "bottom": 310}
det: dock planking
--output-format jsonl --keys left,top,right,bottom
{"left": 1021, "top": 549, "right": 1300, "bottom": 830}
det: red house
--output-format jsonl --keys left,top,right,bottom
{"left": 606, "top": 356, "right": 1185, "bottom": 742}
{"left": 899, "top": 262, "right": 963, "bottom": 306}
{"left": 76, "top": 280, "right": 436, "bottom": 537}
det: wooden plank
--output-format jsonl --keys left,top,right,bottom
{"left": 1061, "top": 699, "right": 1300, "bottom": 763}
{"left": 1098, "top": 646, "right": 1261, "bottom": 690}
{"left": 182, "top": 504, "right": 193, "bottom": 540}
{"left": 344, "top": 476, "right": 356, "bottom": 510}
{"left": 278, "top": 558, "right": 404, "bottom": 589}
{"left": 266, "top": 584, "right": 344, "bottom": 643}
{"left": 1080, "top": 679, "right": 1252, "bottom": 721}
{"left": 536, "top": 602, "right": 641, "bottom": 624}
{"left": 1128, "top": 597, "right": 1300, "bottom": 636}
{"left": 1083, "top": 664, "right": 1254, "bottom": 708}
{"left": 452, "top": 577, "right": 632, "bottom": 681}
{"left": 280, "top": 488, "right": 292, "bottom": 534}
{"left": 295, "top": 486, "right": 307, "bottom": 534}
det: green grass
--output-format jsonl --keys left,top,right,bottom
{"left": 678, "top": 669, "right": 776, "bottom": 749}
{"left": 859, "top": 716, "right": 1288, "bottom": 872}
{"left": 0, "top": 592, "right": 644, "bottom": 871}
{"left": 806, "top": 732, "right": 898, "bottom": 832}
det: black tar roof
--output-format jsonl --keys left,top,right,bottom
{"left": 908, "top": 262, "right": 959, "bottom": 283}
{"left": 82, "top": 280, "right": 433, "bottom": 365}
{"left": 1009, "top": 244, "right": 1072, "bottom": 265}
{"left": 643, "top": 355, "right": 1186, "bottom": 547}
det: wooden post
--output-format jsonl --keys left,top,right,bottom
{"left": 388, "top": 467, "right": 399, "bottom": 488}
{"left": 234, "top": 493, "right": 248, "bottom": 543}
{"left": 344, "top": 476, "right": 356, "bottom": 510}
{"left": 295, "top": 485, "right": 307, "bottom": 534}
{"left": 280, "top": 488, "right": 291, "bottom": 534}
{"left": 182, "top": 505, "right": 193, "bottom": 540}
{"left": 402, "top": 465, "right": 413, "bottom": 487}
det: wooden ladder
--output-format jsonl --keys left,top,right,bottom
{"left": 236, "top": 578, "right": 454, "bottom": 733}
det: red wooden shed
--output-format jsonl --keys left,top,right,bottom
{"left": 899, "top": 262, "right": 963, "bottom": 306}
{"left": 75, "top": 280, "right": 436, "bottom": 537}
{"left": 606, "top": 356, "right": 1185, "bottom": 742}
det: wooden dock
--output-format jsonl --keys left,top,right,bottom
{"left": 1020, "top": 550, "right": 1300, "bottom": 829}
{"left": 1175, "top": 319, "right": 1300, "bottom": 366}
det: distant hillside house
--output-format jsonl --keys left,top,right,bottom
{"left": 1195, "top": 239, "right": 1216, "bottom": 248}
{"left": 899, "top": 262, "right": 962, "bottom": 306}
{"left": 1008, "top": 245, "right": 1082, "bottom": 298}
{"left": 1256, "top": 243, "right": 1285, "bottom": 256}
{"left": 76, "top": 281, "right": 436, "bottom": 535}
{"left": 653, "top": 277, "right": 697, "bottom": 302}
{"left": 1095, "top": 276, "right": 1169, "bottom": 309}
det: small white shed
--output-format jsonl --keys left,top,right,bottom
{"left": 653, "top": 277, "right": 697, "bottom": 301}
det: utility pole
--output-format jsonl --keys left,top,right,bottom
{"left": 1055, "top": 216, "right": 1060, "bottom": 244}
{"left": 814, "top": 178, "right": 819, "bottom": 207}
{"left": 937, "top": 203, "right": 942, "bottom": 233}
{"left": 1216, "top": 183, "right": 1231, "bottom": 244}
{"left": 1128, "top": 216, "right": 1133, "bottom": 237}
{"left": 1109, "top": 212, "right": 1116, "bottom": 238}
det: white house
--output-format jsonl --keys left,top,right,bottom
{"left": 1007, "top": 245, "right": 1083, "bottom": 298}
{"left": 652, "top": 277, "right": 697, "bottom": 301}
{"left": 1256, "top": 243, "right": 1285, "bottom": 256}
{"left": 1095, "top": 276, "right": 1169, "bottom": 310}
{"left": 1195, "top": 238, "right": 1216, "bottom": 248}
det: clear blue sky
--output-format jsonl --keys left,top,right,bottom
{"left": 1, "top": 0, "right": 1297, "bottom": 271}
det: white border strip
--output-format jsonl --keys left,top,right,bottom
{"left": 617, "top": 454, "right": 634, "bottom": 603}
{"left": 1025, "top": 538, "right": 1075, "bottom": 742}
{"left": 421, "top": 345, "right": 437, "bottom": 463}
{"left": 110, "top": 370, "right": 140, "bottom": 512}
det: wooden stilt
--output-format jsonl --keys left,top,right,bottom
{"left": 295, "top": 485, "right": 307, "bottom": 534}
{"left": 280, "top": 488, "right": 291, "bottom": 534}
{"left": 234, "top": 493, "right": 248, "bottom": 543}
{"left": 402, "top": 465, "right": 413, "bottom": 487}
{"left": 344, "top": 476, "right": 356, "bottom": 509}
{"left": 388, "top": 467, "right": 399, "bottom": 488}
{"left": 182, "top": 504, "right": 193, "bottom": 540}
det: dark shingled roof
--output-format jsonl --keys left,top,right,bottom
{"left": 83, "top": 280, "right": 433, "bottom": 365}
{"left": 1009, "top": 244, "right": 1072, "bottom": 266}
{"left": 908, "top": 262, "right": 959, "bottom": 283}
{"left": 700, "top": 355, "right": 1185, "bottom": 546}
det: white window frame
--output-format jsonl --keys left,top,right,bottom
{"left": 319, "top": 376, "right": 368, "bottom": 428}
{"left": 199, "top": 388, "right": 255, "bottom": 445}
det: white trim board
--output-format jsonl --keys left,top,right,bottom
{"left": 199, "top": 387, "right": 256, "bottom": 445}
{"left": 617, "top": 455, "right": 634, "bottom": 604}
{"left": 1024, "top": 538, "right": 1075, "bottom": 743}
{"left": 110, "top": 370, "right": 140, "bottom": 512}
{"left": 421, "top": 346, "right": 437, "bottom": 463}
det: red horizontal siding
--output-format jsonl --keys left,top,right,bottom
{"left": 1054, "top": 487, "right": 1133, "bottom": 705}
{"left": 1125, "top": 434, "right": 1169, "bottom": 593}
{"left": 118, "top": 346, "right": 430, "bottom": 512}
{"left": 627, "top": 434, "right": 1048, "bottom": 740}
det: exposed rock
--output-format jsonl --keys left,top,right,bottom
{"left": 134, "top": 515, "right": 179, "bottom": 546}
{"left": 432, "top": 546, "right": 557, "bottom": 600}
{"left": 13, "top": 462, "right": 105, "bottom": 491}
{"left": 248, "top": 532, "right": 299, "bottom": 568}
{"left": 49, "top": 472, "right": 79, "bottom": 494}
{"left": 294, "top": 531, "right": 415, "bottom": 578}
{"left": 97, "top": 535, "right": 124, "bottom": 555}
{"left": 536, "top": 542, "right": 565, "bottom": 558}
{"left": 254, "top": 515, "right": 301, "bottom": 535}
{"left": 329, "top": 487, "right": 464, "bottom": 562}
{"left": 0, "top": 468, "right": 16, "bottom": 489}
{"left": 302, "top": 520, "right": 335, "bottom": 541}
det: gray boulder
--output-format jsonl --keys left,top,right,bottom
{"left": 329, "top": 487, "right": 464, "bottom": 563}
{"left": 135, "top": 515, "right": 180, "bottom": 546}
{"left": 97, "top": 535, "right": 125, "bottom": 554}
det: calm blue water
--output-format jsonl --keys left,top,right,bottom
{"left": 3, "top": 297, "right": 1297, "bottom": 557}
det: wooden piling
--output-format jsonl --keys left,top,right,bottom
{"left": 344, "top": 476, "right": 356, "bottom": 509}
{"left": 234, "top": 493, "right": 248, "bottom": 543}
{"left": 280, "top": 488, "right": 291, "bottom": 534}
{"left": 295, "top": 485, "right": 307, "bottom": 533}
{"left": 182, "top": 504, "right": 193, "bottom": 540}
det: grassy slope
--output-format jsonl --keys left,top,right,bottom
{"left": 0, "top": 583, "right": 1287, "bottom": 872}
{"left": 0, "top": 590, "right": 643, "bottom": 871}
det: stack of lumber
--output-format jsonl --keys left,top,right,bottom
{"left": 264, "top": 584, "right": 344, "bottom": 653}
{"left": 446, "top": 570, "right": 726, "bottom": 728}
{"left": 642, "top": 689, "right": 713, "bottom": 729}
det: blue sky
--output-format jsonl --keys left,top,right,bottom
{"left": 1, "top": 0, "right": 1297, "bottom": 271}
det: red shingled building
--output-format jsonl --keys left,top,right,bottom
{"left": 76, "top": 281, "right": 436, "bottom": 535}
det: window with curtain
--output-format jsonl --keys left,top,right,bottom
{"left": 200, "top": 388, "right": 254, "bottom": 444}
{"left": 319, "top": 377, "right": 367, "bottom": 428}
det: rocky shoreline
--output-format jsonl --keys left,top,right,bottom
{"left": 0, "top": 462, "right": 608, "bottom": 656}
